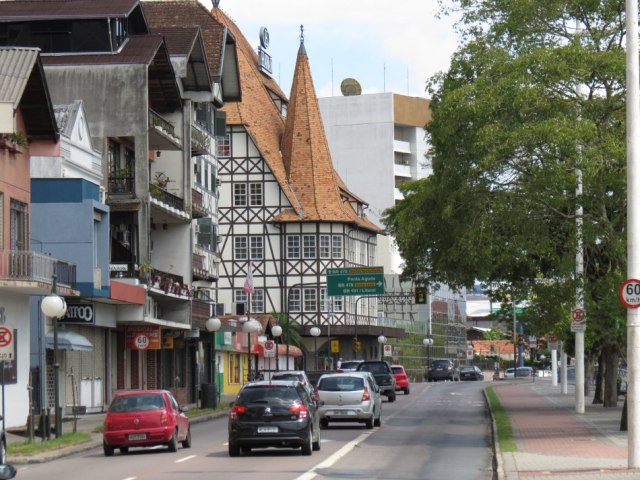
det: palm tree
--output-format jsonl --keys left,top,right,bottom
{"left": 270, "top": 312, "right": 301, "bottom": 347}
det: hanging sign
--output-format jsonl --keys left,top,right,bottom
{"left": 126, "top": 325, "right": 161, "bottom": 350}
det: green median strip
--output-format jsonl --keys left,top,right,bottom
{"left": 486, "top": 386, "right": 517, "bottom": 453}
{"left": 8, "top": 432, "right": 91, "bottom": 455}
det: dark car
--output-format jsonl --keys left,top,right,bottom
{"left": 460, "top": 365, "right": 484, "bottom": 381}
{"left": 426, "top": 359, "right": 460, "bottom": 382}
{"left": 227, "top": 380, "right": 321, "bottom": 456}
{"left": 356, "top": 360, "right": 396, "bottom": 402}
{"left": 102, "top": 390, "right": 191, "bottom": 456}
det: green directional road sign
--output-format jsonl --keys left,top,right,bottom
{"left": 327, "top": 267, "right": 385, "bottom": 296}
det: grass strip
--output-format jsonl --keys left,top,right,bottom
{"left": 8, "top": 432, "right": 91, "bottom": 455}
{"left": 486, "top": 386, "right": 517, "bottom": 452}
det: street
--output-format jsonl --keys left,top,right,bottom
{"left": 12, "top": 381, "right": 494, "bottom": 480}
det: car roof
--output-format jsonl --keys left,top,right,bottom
{"left": 114, "top": 389, "right": 167, "bottom": 397}
{"left": 242, "top": 380, "right": 301, "bottom": 388}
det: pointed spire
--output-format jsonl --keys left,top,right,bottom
{"left": 298, "top": 24, "right": 306, "bottom": 55}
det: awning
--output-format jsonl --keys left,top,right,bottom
{"left": 46, "top": 331, "right": 93, "bottom": 352}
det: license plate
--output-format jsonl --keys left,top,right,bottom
{"left": 128, "top": 433, "right": 147, "bottom": 441}
{"left": 257, "top": 426, "right": 278, "bottom": 433}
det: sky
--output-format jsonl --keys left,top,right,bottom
{"left": 199, "top": 0, "right": 462, "bottom": 99}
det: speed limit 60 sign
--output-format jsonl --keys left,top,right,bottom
{"left": 620, "top": 279, "right": 640, "bottom": 308}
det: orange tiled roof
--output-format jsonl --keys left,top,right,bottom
{"left": 472, "top": 340, "right": 519, "bottom": 356}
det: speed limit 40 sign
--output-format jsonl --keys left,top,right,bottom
{"left": 620, "top": 278, "right": 640, "bottom": 308}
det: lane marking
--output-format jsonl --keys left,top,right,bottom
{"left": 175, "top": 455, "right": 196, "bottom": 463}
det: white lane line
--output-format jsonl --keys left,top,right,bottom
{"left": 122, "top": 477, "right": 137, "bottom": 480}
{"left": 175, "top": 455, "right": 197, "bottom": 463}
{"left": 292, "top": 430, "right": 376, "bottom": 480}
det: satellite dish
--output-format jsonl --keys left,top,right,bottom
{"left": 340, "top": 78, "right": 362, "bottom": 96}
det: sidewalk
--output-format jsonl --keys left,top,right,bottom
{"left": 493, "top": 377, "right": 638, "bottom": 479}
{"left": 6, "top": 394, "right": 236, "bottom": 465}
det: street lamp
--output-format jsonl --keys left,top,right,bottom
{"left": 310, "top": 326, "right": 321, "bottom": 371}
{"left": 271, "top": 324, "right": 282, "bottom": 371}
{"left": 205, "top": 316, "right": 221, "bottom": 408}
{"left": 378, "top": 335, "right": 387, "bottom": 360}
{"left": 40, "top": 275, "right": 67, "bottom": 438}
{"left": 423, "top": 338, "right": 433, "bottom": 378}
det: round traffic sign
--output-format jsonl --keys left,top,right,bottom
{"left": 0, "top": 326, "right": 12, "bottom": 348}
{"left": 265, "top": 340, "right": 274, "bottom": 350}
{"left": 571, "top": 308, "right": 585, "bottom": 323}
{"left": 134, "top": 334, "right": 150, "bottom": 350}
{"left": 620, "top": 278, "right": 640, "bottom": 309}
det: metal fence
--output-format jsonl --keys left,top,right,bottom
{"left": 0, "top": 249, "right": 76, "bottom": 287}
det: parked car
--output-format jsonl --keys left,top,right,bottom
{"left": 315, "top": 372, "right": 382, "bottom": 429}
{"left": 505, "top": 366, "right": 535, "bottom": 378}
{"left": 356, "top": 360, "right": 397, "bottom": 401}
{"left": 270, "top": 370, "right": 315, "bottom": 399}
{"left": 391, "top": 365, "right": 410, "bottom": 394}
{"left": 460, "top": 365, "right": 484, "bottom": 381}
{"left": 426, "top": 359, "right": 460, "bottom": 382}
{"left": 227, "top": 380, "right": 321, "bottom": 456}
{"left": 102, "top": 389, "right": 191, "bottom": 456}
{"left": 337, "top": 360, "right": 364, "bottom": 372}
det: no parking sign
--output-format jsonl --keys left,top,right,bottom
{"left": 0, "top": 324, "right": 15, "bottom": 360}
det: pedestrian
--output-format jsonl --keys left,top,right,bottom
{"left": 336, "top": 358, "right": 342, "bottom": 370}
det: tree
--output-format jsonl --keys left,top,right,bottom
{"left": 383, "top": 0, "right": 627, "bottom": 406}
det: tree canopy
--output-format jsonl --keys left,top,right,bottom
{"left": 382, "top": 0, "right": 628, "bottom": 403}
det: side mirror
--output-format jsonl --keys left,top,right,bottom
{"left": 180, "top": 405, "right": 189, "bottom": 413}
{"left": 0, "top": 464, "right": 17, "bottom": 480}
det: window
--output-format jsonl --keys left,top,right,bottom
{"left": 333, "top": 296, "right": 343, "bottom": 312}
{"left": 10, "top": 199, "right": 28, "bottom": 250}
{"left": 288, "top": 288, "right": 301, "bottom": 312}
{"left": 235, "top": 289, "right": 264, "bottom": 313}
{"left": 332, "top": 235, "right": 343, "bottom": 258}
{"left": 303, "top": 235, "right": 316, "bottom": 259}
{"left": 250, "top": 236, "right": 264, "bottom": 260}
{"left": 234, "top": 184, "right": 247, "bottom": 206}
{"left": 229, "top": 353, "right": 241, "bottom": 384}
{"left": 0, "top": 193, "right": 3, "bottom": 249}
{"left": 249, "top": 183, "right": 263, "bottom": 206}
{"left": 217, "top": 134, "right": 230, "bottom": 156}
{"left": 196, "top": 218, "right": 218, "bottom": 251}
{"left": 304, "top": 288, "right": 317, "bottom": 312}
{"left": 287, "top": 235, "right": 300, "bottom": 259}
{"left": 234, "top": 237, "right": 248, "bottom": 260}
{"left": 319, "top": 235, "right": 330, "bottom": 259}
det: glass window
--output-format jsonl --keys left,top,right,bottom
{"left": 287, "top": 235, "right": 300, "bottom": 259}
{"left": 250, "top": 236, "right": 264, "bottom": 260}
{"left": 234, "top": 184, "right": 247, "bottom": 206}
{"left": 319, "top": 235, "right": 330, "bottom": 259}
{"left": 303, "top": 235, "right": 316, "bottom": 259}
{"left": 303, "top": 288, "right": 317, "bottom": 312}
{"left": 234, "top": 237, "right": 248, "bottom": 260}
{"left": 333, "top": 296, "right": 343, "bottom": 312}
{"left": 288, "top": 288, "right": 301, "bottom": 312}
{"left": 249, "top": 183, "right": 263, "bottom": 206}
{"left": 10, "top": 199, "right": 28, "bottom": 250}
{"left": 332, "top": 235, "right": 343, "bottom": 258}
{"left": 217, "top": 134, "right": 230, "bottom": 156}
{"left": 252, "top": 289, "right": 264, "bottom": 313}
{"left": 0, "top": 193, "right": 3, "bottom": 250}
{"left": 229, "top": 353, "right": 241, "bottom": 384}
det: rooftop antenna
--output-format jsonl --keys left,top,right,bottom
{"left": 300, "top": 24, "right": 304, "bottom": 44}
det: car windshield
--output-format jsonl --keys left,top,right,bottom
{"left": 432, "top": 360, "right": 451, "bottom": 367}
{"left": 358, "top": 363, "right": 387, "bottom": 373}
{"left": 460, "top": 367, "right": 475, "bottom": 372}
{"left": 391, "top": 367, "right": 404, "bottom": 374}
{"left": 272, "top": 373, "right": 303, "bottom": 382}
{"left": 340, "top": 361, "right": 362, "bottom": 369}
{"left": 318, "top": 376, "right": 364, "bottom": 392}
{"left": 109, "top": 393, "right": 165, "bottom": 412}
{"left": 239, "top": 386, "right": 300, "bottom": 404}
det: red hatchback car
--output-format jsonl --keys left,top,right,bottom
{"left": 391, "top": 365, "right": 410, "bottom": 395}
{"left": 103, "top": 390, "right": 191, "bottom": 456}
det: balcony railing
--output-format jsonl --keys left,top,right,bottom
{"left": 149, "top": 109, "right": 181, "bottom": 150}
{"left": 191, "top": 123, "right": 210, "bottom": 156}
{"left": 191, "top": 189, "right": 207, "bottom": 218}
{"left": 150, "top": 183, "right": 185, "bottom": 211}
{"left": 0, "top": 250, "right": 76, "bottom": 287}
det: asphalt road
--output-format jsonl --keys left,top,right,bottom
{"left": 13, "top": 382, "right": 493, "bottom": 480}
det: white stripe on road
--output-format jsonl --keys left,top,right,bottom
{"left": 175, "top": 455, "right": 197, "bottom": 463}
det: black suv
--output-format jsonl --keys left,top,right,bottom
{"left": 227, "top": 380, "right": 321, "bottom": 456}
{"left": 426, "top": 359, "right": 460, "bottom": 382}
{"left": 356, "top": 360, "right": 397, "bottom": 402}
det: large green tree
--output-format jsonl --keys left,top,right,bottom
{"left": 383, "top": 0, "right": 628, "bottom": 405}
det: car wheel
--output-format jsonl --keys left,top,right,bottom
{"left": 403, "top": 387, "right": 410, "bottom": 395}
{"left": 365, "top": 416, "right": 374, "bottom": 429}
{"left": 103, "top": 441, "right": 115, "bottom": 457}
{"left": 387, "top": 391, "right": 396, "bottom": 402}
{"left": 182, "top": 426, "right": 192, "bottom": 448}
{"left": 320, "top": 418, "right": 329, "bottom": 429}
{"left": 168, "top": 430, "right": 178, "bottom": 452}
{"left": 228, "top": 443, "right": 240, "bottom": 457}
{"left": 301, "top": 428, "right": 313, "bottom": 456}
{"left": 119, "top": 447, "right": 129, "bottom": 454}
{"left": 312, "top": 429, "right": 321, "bottom": 451}
{"left": 374, "top": 414, "right": 381, "bottom": 427}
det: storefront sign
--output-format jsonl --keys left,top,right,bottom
{"left": 60, "top": 303, "right": 95, "bottom": 325}
{"left": 126, "top": 325, "right": 161, "bottom": 350}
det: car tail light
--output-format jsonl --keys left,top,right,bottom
{"left": 104, "top": 417, "right": 112, "bottom": 430}
{"left": 362, "top": 386, "right": 371, "bottom": 401}
{"left": 289, "top": 402, "right": 309, "bottom": 419}
{"left": 230, "top": 405, "right": 247, "bottom": 421}
{"left": 336, "top": 369, "right": 344, "bottom": 373}
{"left": 160, "top": 411, "right": 169, "bottom": 425}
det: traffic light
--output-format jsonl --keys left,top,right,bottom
{"left": 415, "top": 286, "right": 427, "bottom": 304}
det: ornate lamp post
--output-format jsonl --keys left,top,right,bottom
{"left": 310, "top": 326, "right": 321, "bottom": 370}
{"left": 271, "top": 324, "right": 283, "bottom": 372}
{"left": 377, "top": 335, "right": 387, "bottom": 360}
{"left": 40, "top": 276, "right": 67, "bottom": 438}
{"left": 243, "top": 318, "right": 262, "bottom": 380}
{"left": 205, "top": 316, "right": 221, "bottom": 408}
{"left": 423, "top": 338, "right": 434, "bottom": 379}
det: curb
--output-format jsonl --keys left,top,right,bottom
{"left": 484, "top": 386, "right": 504, "bottom": 480}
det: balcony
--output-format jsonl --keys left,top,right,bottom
{"left": 191, "top": 189, "right": 207, "bottom": 218}
{"left": 191, "top": 123, "right": 210, "bottom": 156}
{"left": 149, "top": 110, "right": 182, "bottom": 151}
{"left": 0, "top": 250, "right": 77, "bottom": 295}
{"left": 108, "top": 169, "right": 135, "bottom": 196}
{"left": 190, "top": 298, "right": 212, "bottom": 330}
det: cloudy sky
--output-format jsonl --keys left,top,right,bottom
{"left": 199, "top": 0, "right": 462, "bottom": 98}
